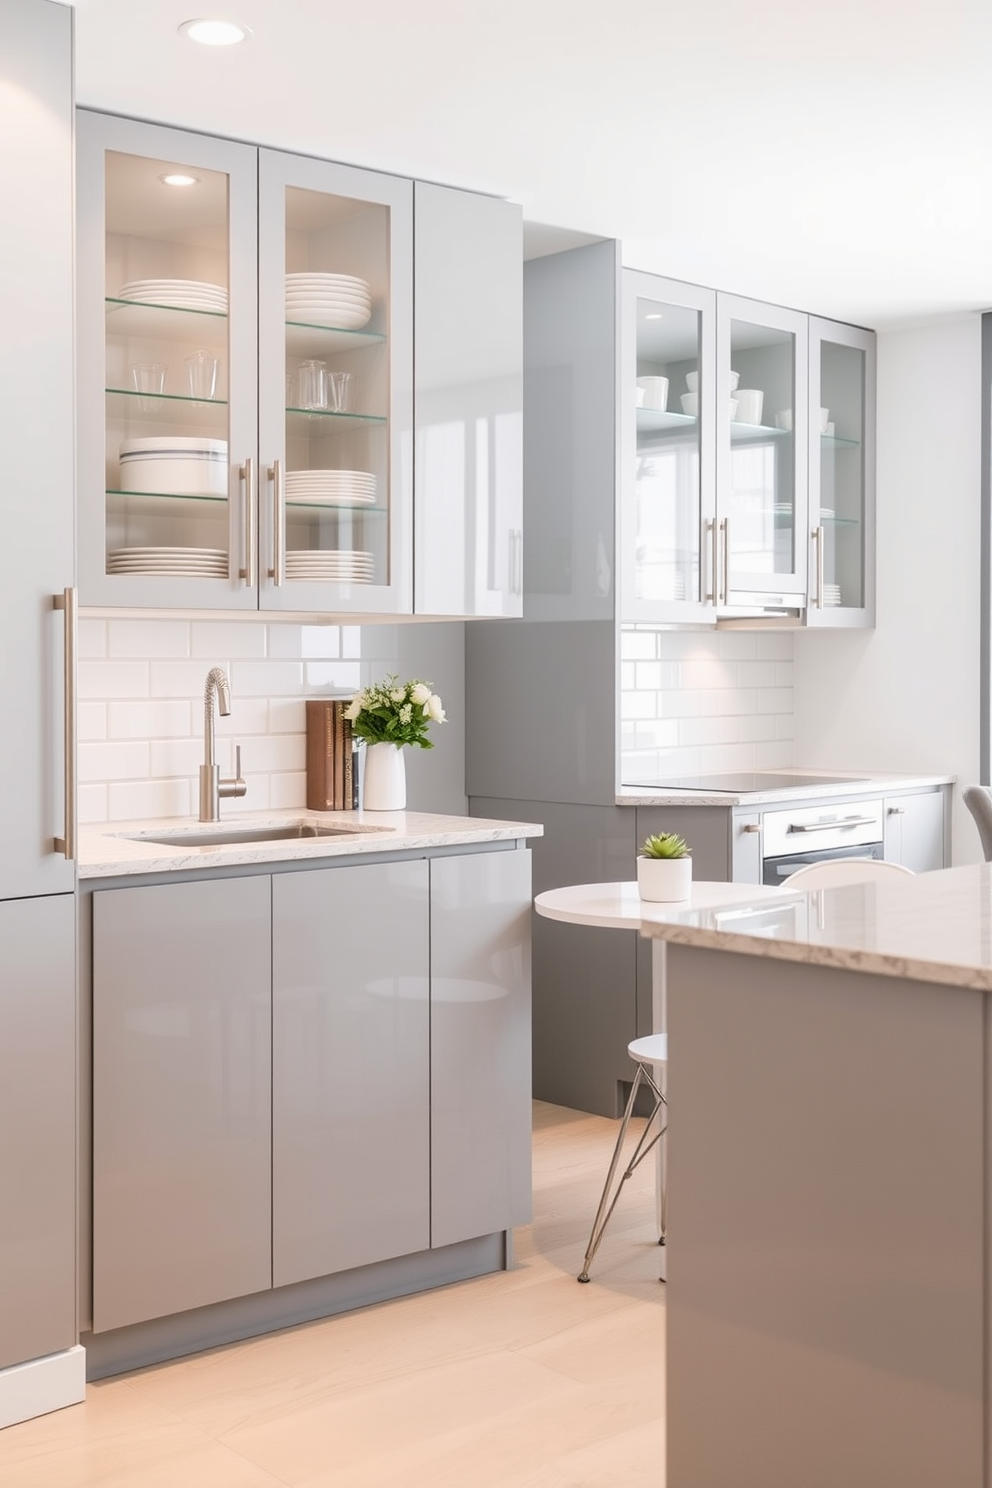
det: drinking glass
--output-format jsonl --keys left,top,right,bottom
{"left": 328, "top": 370, "right": 353, "bottom": 413}
{"left": 131, "top": 362, "right": 167, "bottom": 412}
{"left": 297, "top": 359, "right": 328, "bottom": 410}
{"left": 184, "top": 350, "right": 219, "bottom": 402}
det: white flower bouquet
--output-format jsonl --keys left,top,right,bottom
{"left": 344, "top": 674, "right": 446, "bottom": 749}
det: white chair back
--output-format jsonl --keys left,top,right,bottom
{"left": 784, "top": 858, "right": 914, "bottom": 889}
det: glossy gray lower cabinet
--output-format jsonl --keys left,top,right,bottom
{"left": 430, "top": 851, "right": 533, "bottom": 1247}
{"left": 0, "top": 895, "right": 76, "bottom": 1371}
{"left": 884, "top": 790, "right": 946, "bottom": 872}
{"left": 272, "top": 860, "right": 430, "bottom": 1286}
{"left": 92, "top": 876, "right": 272, "bottom": 1333}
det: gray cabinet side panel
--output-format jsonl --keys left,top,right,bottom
{"left": 465, "top": 620, "right": 617, "bottom": 805}
{"left": 93, "top": 876, "right": 272, "bottom": 1333}
{"left": 414, "top": 181, "right": 523, "bottom": 618}
{"left": 0, "top": 0, "right": 74, "bottom": 897}
{"left": 472, "top": 798, "right": 638, "bottom": 1116}
{"left": 523, "top": 240, "right": 619, "bottom": 622}
{"left": 272, "top": 860, "right": 430, "bottom": 1287}
{"left": 430, "top": 850, "right": 533, "bottom": 1246}
{"left": 0, "top": 895, "right": 76, "bottom": 1369}
{"left": 884, "top": 790, "right": 946, "bottom": 872}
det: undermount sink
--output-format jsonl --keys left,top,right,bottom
{"left": 124, "top": 819, "right": 392, "bottom": 849}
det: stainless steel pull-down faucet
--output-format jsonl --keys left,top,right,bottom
{"left": 199, "top": 667, "right": 247, "bottom": 821}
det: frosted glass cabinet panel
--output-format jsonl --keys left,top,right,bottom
{"left": 77, "top": 112, "right": 260, "bottom": 610}
{"left": 807, "top": 318, "right": 875, "bottom": 628}
{"left": 622, "top": 272, "right": 717, "bottom": 624}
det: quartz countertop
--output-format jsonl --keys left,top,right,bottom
{"left": 78, "top": 809, "right": 543, "bottom": 880}
{"left": 616, "top": 770, "right": 953, "bottom": 807}
{"left": 638, "top": 861, "right": 992, "bottom": 991}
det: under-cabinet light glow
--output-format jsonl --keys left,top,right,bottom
{"left": 159, "top": 173, "right": 200, "bottom": 187}
{"left": 179, "top": 18, "right": 251, "bottom": 46}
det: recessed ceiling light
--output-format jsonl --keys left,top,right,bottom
{"left": 179, "top": 18, "right": 251, "bottom": 46}
{"left": 644, "top": 312, "right": 664, "bottom": 321}
{"left": 159, "top": 173, "right": 200, "bottom": 188}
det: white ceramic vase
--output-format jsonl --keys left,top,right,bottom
{"left": 362, "top": 742, "right": 406, "bottom": 811}
{"left": 637, "top": 854, "right": 692, "bottom": 903}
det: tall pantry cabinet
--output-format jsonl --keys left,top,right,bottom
{"left": 0, "top": 0, "right": 81, "bottom": 1429}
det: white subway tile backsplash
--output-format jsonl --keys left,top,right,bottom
{"left": 148, "top": 738, "right": 205, "bottom": 779}
{"left": 300, "top": 626, "right": 341, "bottom": 660}
{"left": 110, "top": 778, "right": 191, "bottom": 822}
{"left": 78, "top": 618, "right": 107, "bottom": 659}
{"left": 78, "top": 660, "right": 149, "bottom": 699}
{"left": 304, "top": 661, "right": 362, "bottom": 692}
{"left": 109, "top": 619, "right": 190, "bottom": 659}
{"left": 78, "top": 783, "right": 109, "bottom": 824}
{"left": 108, "top": 700, "right": 191, "bottom": 739}
{"left": 231, "top": 660, "right": 306, "bottom": 696}
{"left": 191, "top": 621, "right": 267, "bottom": 660}
{"left": 79, "top": 740, "right": 150, "bottom": 783}
{"left": 269, "top": 699, "right": 306, "bottom": 735}
{"left": 150, "top": 660, "right": 223, "bottom": 699}
{"left": 242, "top": 733, "right": 306, "bottom": 774}
{"left": 619, "top": 625, "right": 795, "bottom": 783}
{"left": 271, "top": 772, "right": 308, "bottom": 810}
{"left": 78, "top": 701, "right": 108, "bottom": 742}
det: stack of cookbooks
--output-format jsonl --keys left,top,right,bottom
{"left": 305, "top": 698, "right": 358, "bottom": 811}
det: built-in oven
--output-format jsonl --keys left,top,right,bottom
{"left": 760, "top": 799, "right": 885, "bottom": 885}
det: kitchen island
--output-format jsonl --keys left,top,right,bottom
{"left": 77, "top": 809, "right": 540, "bottom": 1380}
{"left": 641, "top": 863, "right": 992, "bottom": 1488}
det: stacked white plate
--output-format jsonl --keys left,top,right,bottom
{"left": 823, "top": 583, "right": 842, "bottom": 607}
{"left": 284, "top": 469, "right": 376, "bottom": 505}
{"left": 286, "top": 549, "right": 374, "bottom": 582}
{"left": 285, "top": 272, "right": 372, "bottom": 330}
{"left": 117, "top": 278, "right": 228, "bottom": 312}
{"left": 119, "top": 437, "right": 228, "bottom": 497}
{"left": 107, "top": 546, "right": 228, "bottom": 577}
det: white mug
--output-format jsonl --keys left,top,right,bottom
{"left": 733, "top": 388, "right": 764, "bottom": 425}
{"left": 636, "top": 375, "right": 669, "bottom": 412}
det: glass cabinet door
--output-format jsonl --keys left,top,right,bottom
{"left": 77, "top": 112, "right": 259, "bottom": 609}
{"left": 257, "top": 151, "right": 412, "bottom": 614}
{"left": 621, "top": 271, "right": 716, "bottom": 623}
{"left": 716, "top": 295, "right": 808, "bottom": 609}
{"left": 807, "top": 319, "right": 875, "bottom": 627}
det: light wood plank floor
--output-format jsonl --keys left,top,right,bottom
{"left": 0, "top": 1102, "right": 664, "bottom": 1486}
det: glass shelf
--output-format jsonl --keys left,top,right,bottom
{"left": 729, "top": 420, "right": 790, "bottom": 445}
{"left": 285, "top": 405, "right": 386, "bottom": 431}
{"left": 636, "top": 408, "right": 695, "bottom": 435}
{"left": 285, "top": 321, "right": 386, "bottom": 356}
{"left": 106, "top": 487, "right": 227, "bottom": 504}
{"left": 285, "top": 500, "right": 387, "bottom": 514}
{"left": 821, "top": 433, "right": 860, "bottom": 449}
{"left": 105, "top": 298, "right": 228, "bottom": 347}
{"left": 106, "top": 387, "right": 228, "bottom": 427}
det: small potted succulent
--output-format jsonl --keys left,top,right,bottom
{"left": 637, "top": 830, "right": 692, "bottom": 902}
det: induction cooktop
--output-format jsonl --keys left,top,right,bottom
{"left": 626, "top": 772, "right": 871, "bottom": 793}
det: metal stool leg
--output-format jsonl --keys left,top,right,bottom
{"left": 578, "top": 1060, "right": 667, "bottom": 1282}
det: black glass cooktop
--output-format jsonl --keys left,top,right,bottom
{"left": 627, "top": 772, "right": 871, "bottom": 793}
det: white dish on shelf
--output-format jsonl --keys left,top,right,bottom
{"left": 285, "top": 306, "right": 372, "bottom": 330}
{"left": 119, "top": 437, "right": 228, "bottom": 497}
{"left": 285, "top": 294, "right": 371, "bottom": 310}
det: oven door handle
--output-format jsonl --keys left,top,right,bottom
{"left": 788, "top": 816, "right": 879, "bottom": 833}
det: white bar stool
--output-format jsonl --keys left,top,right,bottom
{"left": 577, "top": 1031, "right": 667, "bottom": 1283}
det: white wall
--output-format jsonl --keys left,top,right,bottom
{"left": 77, "top": 617, "right": 466, "bottom": 823}
{"left": 794, "top": 316, "right": 982, "bottom": 864}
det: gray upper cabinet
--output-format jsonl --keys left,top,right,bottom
{"left": 430, "top": 850, "right": 532, "bottom": 1247}
{"left": 414, "top": 182, "right": 523, "bottom": 617}
{"left": 272, "top": 860, "right": 430, "bottom": 1287}
{"left": 1, "top": 0, "right": 75, "bottom": 897}
{"left": 76, "top": 110, "right": 522, "bottom": 620}
{"left": 92, "top": 875, "right": 272, "bottom": 1333}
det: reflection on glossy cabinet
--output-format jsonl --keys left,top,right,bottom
{"left": 272, "top": 860, "right": 430, "bottom": 1287}
{"left": 430, "top": 850, "right": 532, "bottom": 1247}
{"left": 414, "top": 182, "right": 523, "bottom": 617}
{"left": 0, "top": 896, "right": 76, "bottom": 1372}
{"left": 92, "top": 876, "right": 272, "bottom": 1333}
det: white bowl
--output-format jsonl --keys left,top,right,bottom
{"left": 636, "top": 375, "right": 669, "bottom": 411}
{"left": 685, "top": 370, "right": 740, "bottom": 394}
{"left": 681, "top": 392, "right": 697, "bottom": 416}
{"left": 774, "top": 410, "right": 793, "bottom": 431}
{"left": 119, "top": 438, "right": 228, "bottom": 496}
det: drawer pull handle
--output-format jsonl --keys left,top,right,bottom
{"left": 789, "top": 816, "right": 878, "bottom": 833}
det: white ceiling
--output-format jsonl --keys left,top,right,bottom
{"left": 69, "top": 0, "right": 992, "bottom": 328}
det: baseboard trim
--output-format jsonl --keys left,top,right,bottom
{"left": 0, "top": 1345, "right": 86, "bottom": 1430}
{"left": 83, "top": 1231, "right": 506, "bottom": 1381}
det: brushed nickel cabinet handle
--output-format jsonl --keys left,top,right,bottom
{"left": 706, "top": 518, "right": 718, "bottom": 603}
{"left": 268, "top": 458, "right": 284, "bottom": 586}
{"left": 53, "top": 586, "right": 76, "bottom": 860}
{"left": 720, "top": 516, "right": 729, "bottom": 605}
{"left": 741, "top": 823, "right": 761, "bottom": 833}
{"left": 888, "top": 806, "right": 907, "bottom": 815}
{"left": 814, "top": 524, "right": 825, "bottom": 610}
{"left": 239, "top": 456, "right": 256, "bottom": 586}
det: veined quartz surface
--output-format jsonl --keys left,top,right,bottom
{"left": 616, "top": 770, "right": 953, "bottom": 807}
{"left": 79, "top": 809, "right": 543, "bottom": 879}
{"left": 638, "top": 862, "right": 992, "bottom": 991}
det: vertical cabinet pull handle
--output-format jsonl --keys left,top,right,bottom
{"left": 706, "top": 518, "right": 718, "bottom": 604}
{"left": 509, "top": 529, "right": 523, "bottom": 595}
{"left": 268, "top": 459, "right": 284, "bottom": 586}
{"left": 52, "top": 587, "right": 76, "bottom": 860}
{"left": 813, "top": 524, "right": 825, "bottom": 610}
{"left": 239, "top": 456, "right": 256, "bottom": 587}
{"left": 719, "top": 517, "right": 729, "bottom": 606}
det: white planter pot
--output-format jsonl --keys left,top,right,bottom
{"left": 637, "top": 855, "right": 692, "bottom": 902}
{"left": 362, "top": 742, "right": 406, "bottom": 811}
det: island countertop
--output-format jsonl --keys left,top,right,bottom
{"left": 636, "top": 861, "right": 992, "bottom": 991}
{"left": 78, "top": 808, "right": 543, "bottom": 880}
{"left": 615, "top": 769, "right": 954, "bottom": 807}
